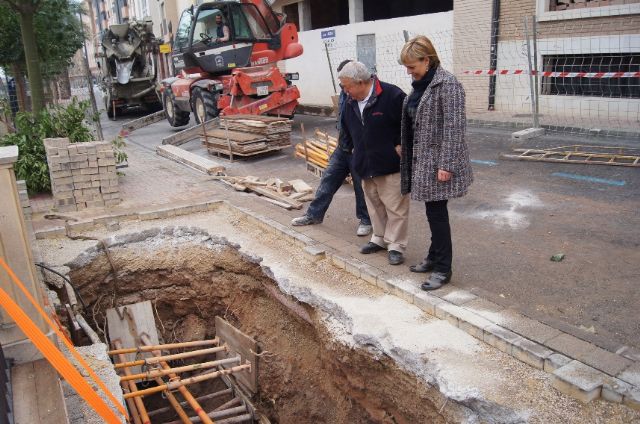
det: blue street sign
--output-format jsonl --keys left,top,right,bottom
{"left": 321, "top": 29, "right": 336, "bottom": 39}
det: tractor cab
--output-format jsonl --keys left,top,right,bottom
{"left": 172, "top": 0, "right": 286, "bottom": 75}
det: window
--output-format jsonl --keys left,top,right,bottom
{"left": 548, "top": 0, "right": 640, "bottom": 12}
{"left": 363, "top": 0, "right": 452, "bottom": 21}
{"left": 282, "top": 3, "right": 299, "bottom": 30}
{"left": 357, "top": 34, "right": 376, "bottom": 74}
{"left": 240, "top": 4, "right": 271, "bottom": 40}
{"left": 191, "top": 8, "right": 226, "bottom": 46}
{"left": 173, "top": 9, "right": 193, "bottom": 50}
{"left": 541, "top": 53, "right": 640, "bottom": 98}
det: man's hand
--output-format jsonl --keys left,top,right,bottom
{"left": 437, "top": 169, "right": 452, "bottom": 182}
{"left": 395, "top": 145, "right": 402, "bottom": 157}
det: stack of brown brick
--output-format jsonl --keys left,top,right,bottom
{"left": 44, "top": 137, "right": 121, "bottom": 211}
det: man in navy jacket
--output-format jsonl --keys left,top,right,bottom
{"left": 338, "top": 61, "right": 409, "bottom": 265}
{"left": 291, "top": 60, "right": 372, "bottom": 236}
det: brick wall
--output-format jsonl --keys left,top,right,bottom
{"left": 44, "top": 138, "right": 121, "bottom": 212}
{"left": 500, "top": 0, "right": 639, "bottom": 40}
{"left": 453, "top": 0, "right": 495, "bottom": 111}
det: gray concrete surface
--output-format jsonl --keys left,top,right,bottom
{"left": 39, "top": 109, "right": 640, "bottom": 357}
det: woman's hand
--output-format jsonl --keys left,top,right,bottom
{"left": 437, "top": 169, "right": 452, "bottom": 182}
{"left": 395, "top": 145, "right": 402, "bottom": 157}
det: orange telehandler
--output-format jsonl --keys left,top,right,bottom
{"left": 160, "top": 0, "right": 303, "bottom": 126}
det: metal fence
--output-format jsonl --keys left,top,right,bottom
{"left": 324, "top": 14, "right": 640, "bottom": 138}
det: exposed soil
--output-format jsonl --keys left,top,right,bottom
{"left": 37, "top": 207, "right": 639, "bottom": 424}
{"left": 66, "top": 227, "right": 447, "bottom": 423}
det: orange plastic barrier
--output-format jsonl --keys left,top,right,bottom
{"left": 0, "top": 258, "right": 128, "bottom": 422}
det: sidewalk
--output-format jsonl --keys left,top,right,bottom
{"left": 30, "top": 110, "right": 640, "bottom": 411}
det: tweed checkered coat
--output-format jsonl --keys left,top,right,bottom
{"left": 400, "top": 66, "right": 473, "bottom": 201}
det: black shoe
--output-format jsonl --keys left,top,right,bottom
{"left": 360, "top": 242, "right": 385, "bottom": 254}
{"left": 291, "top": 215, "right": 321, "bottom": 226}
{"left": 388, "top": 250, "right": 404, "bottom": 265}
{"left": 409, "top": 259, "right": 435, "bottom": 273}
{"left": 420, "top": 271, "right": 452, "bottom": 291}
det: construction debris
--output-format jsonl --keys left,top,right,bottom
{"left": 214, "top": 174, "right": 315, "bottom": 209}
{"left": 202, "top": 115, "right": 292, "bottom": 159}
{"left": 294, "top": 129, "right": 337, "bottom": 170}
{"left": 500, "top": 145, "right": 640, "bottom": 167}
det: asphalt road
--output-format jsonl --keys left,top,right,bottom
{"left": 113, "top": 109, "right": 640, "bottom": 353}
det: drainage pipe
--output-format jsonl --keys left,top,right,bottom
{"left": 488, "top": 0, "right": 501, "bottom": 110}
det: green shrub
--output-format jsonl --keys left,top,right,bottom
{"left": 0, "top": 99, "right": 94, "bottom": 193}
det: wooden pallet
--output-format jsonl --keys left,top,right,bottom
{"left": 206, "top": 144, "right": 290, "bottom": 160}
{"left": 500, "top": 145, "right": 640, "bottom": 167}
{"left": 203, "top": 117, "right": 292, "bottom": 159}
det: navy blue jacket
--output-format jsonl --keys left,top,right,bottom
{"left": 341, "top": 78, "right": 406, "bottom": 179}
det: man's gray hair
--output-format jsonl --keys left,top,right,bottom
{"left": 337, "top": 61, "right": 371, "bottom": 82}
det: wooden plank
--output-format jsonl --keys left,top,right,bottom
{"left": 106, "top": 301, "right": 160, "bottom": 375}
{"left": 249, "top": 186, "right": 303, "bottom": 209}
{"left": 499, "top": 153, "right": 639, "bottom": 167}
{"left": 205, "top": 144, "right": 290, "bottom": 158}
{"left": 261, "top": 197, "right": 294, "bottom": 210}
{"left": 204, "top": 129, "right": 267, "bottom": 143}
{"left": 157, "top": 145, "right": 226, "bottom": 174}
{"left": 13, "top": 360, "right": 68, "bottom": 424}
{"left": 162, "top": 118, "right": 220, "bottom": 146}
{"left": 34, "top": 359, "right": 68, "bottom": 424}
{"left": 122, "top": 110, "right": 166, "bottom": 133}
{"left": 221, "top": 114, "right": 290, "bottom": 123}
{"left": 12, "top": 361, "right": 38, "bottom": 424}
{"left": 215, "top": 317, "right": 258, "bottom": 394}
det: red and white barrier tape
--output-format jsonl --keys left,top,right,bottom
{"left": 463, "top": 70, "right": 640, "bottom": 78}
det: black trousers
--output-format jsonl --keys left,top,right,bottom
{"left": 424, "top": 200, "right": 452, "bottom": 273}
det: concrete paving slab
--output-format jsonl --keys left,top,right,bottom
{"left": 545, "top": 332, "right": 599, "bottom": 362}
{"left": 498, "top": 309, "right": 564, "bottom": 345}
{"left": 579, "top": 346, "right": 633, "bottom": 377}
{"left": 618, "top": 361, "right": 640, "bottom": 387}
{"left": 545, "top": 353, "right": 573, "bottom": 373}
{"left": 553, "top": 360, "right": 605, "bottom": 403}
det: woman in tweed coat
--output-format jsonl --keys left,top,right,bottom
{"left": 399, "top": 35, "right": 473, "bottom": 291}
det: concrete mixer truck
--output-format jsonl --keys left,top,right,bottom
{"left": 97, "top": 19, "right": 162, "bottom": 118}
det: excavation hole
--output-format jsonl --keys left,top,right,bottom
{"left": 66, "top": 226, "right": 445, "bottom": 423}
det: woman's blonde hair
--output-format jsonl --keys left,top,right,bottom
{"left": 399, "top": 35, "right": 440, "bottom": 68}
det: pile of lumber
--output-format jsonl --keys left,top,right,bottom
{"left": 221, "top": 114, "right": 292, "bottom": 146}
{"left": 215, "top": 175, "right": 315, "bottom": 210}
{"left": 201, "top": 115, "right": 292, "bottom": 157}
{"left": 294, "top": 130, "right": 338, "bottom": 169}
{"left": 202, "top": 129, "right": 269, "bottom": 155}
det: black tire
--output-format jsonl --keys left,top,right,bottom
{"left": 105, "top": 92, "right": 116, "bottom": 119}
{"left": 163, "top": 89, "right": 190, "bottom": 127}
{"left": 192, "top": 88, "right": 219, "bottom": 124}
